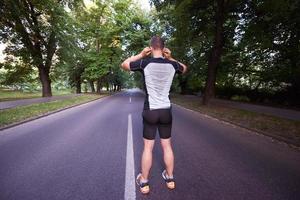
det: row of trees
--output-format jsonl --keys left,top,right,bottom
{"left": 0, "top": 0, "right": 152, "bottom": 96}
{"left": 150, "top": 0, "right": 300, "bottom": 106}
{"left": 1, "top": 0, "right": 299, "bottom": 107}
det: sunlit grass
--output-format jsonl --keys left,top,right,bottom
{"left": 0, "top": 89, "right": 73, "bottom": 101}
{"left": 0, "top": 94, "right": 105, "bottom": 127}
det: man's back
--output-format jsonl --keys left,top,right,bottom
{"left": 130, "top": 57, "right": 183, "bottom": 110}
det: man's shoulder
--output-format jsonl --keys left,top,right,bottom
{"left": 143, "top": 57, "right": 177, "bottom": 66}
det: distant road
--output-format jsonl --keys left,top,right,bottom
{"left": 1, "top": 90, "right": 300, "bottom": 200}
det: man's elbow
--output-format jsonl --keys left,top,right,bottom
{"left": 121, "top": 62, "right": 125, "bottom": 69}
{"left": 121, "top": 61, "right": 130, "bottom": 71}
{"left": 182, "top": 64, "right": 188, "bottom": 74}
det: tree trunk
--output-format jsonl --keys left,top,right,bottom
{"left": 179, "top": 77, "right": 188, "bottom": 94}
{"left": 89, "top": 80, "right": 95, "bottom": 93}
{"left": 76, "top": 79, "right": 81, "bottom": 93}
{"left": 96, "top": 39, "right": 100, "bottom": 53}
{"left": 203, "top": 0, "right": 226, "bottom": 105}
{"left": 39, "top": 67, "right": 52, "bottom": 97}
{"left": 96, "top": 79, "right": 101, "bottom": 93}
{"left": 106, "top": 83, "right": 109, "bottom": 92}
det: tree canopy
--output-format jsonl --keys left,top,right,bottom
{"left": 150, "top": 0, "right": 300, "bottom": 106}
{"left": 1, "top": 0, "right": 299, "bottom": 107}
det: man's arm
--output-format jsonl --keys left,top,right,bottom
{"left": 163, "top": 48, "right": 187, "bottom": 74}
{"left": 121, "top": 47, "right": 151, "bottom": 71}
{"left": 169, "top": 58, "right": 187, "bottom": 74}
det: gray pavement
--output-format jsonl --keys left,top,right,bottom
{"left": 0, "top": 91, "right": 300, "bottom": 200}
{"left": 0, "top": 94, "right": 82, "bottom": 110}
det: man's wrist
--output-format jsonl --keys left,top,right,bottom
{"left": 138, "top": 53, "right": 144, "bottom": 59}
{"left": 129, "top": 53, "right": 143, "bottom": 62}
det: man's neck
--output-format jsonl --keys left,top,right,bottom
{"left": 152, "top": 49, "right": 163, "bottom": 58}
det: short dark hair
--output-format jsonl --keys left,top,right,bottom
{"left": 150, "top": 36, "right": 165, "bottom": 50}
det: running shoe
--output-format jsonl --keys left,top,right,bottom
{"left": 136, "top": 173, "right": 150, "bottom": 194}
{"left": 162, "top": 170, "right": 175, "bottom": 189}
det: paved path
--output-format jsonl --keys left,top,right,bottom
{"left": 1, "top": 91, "right": 300, "bottom": 200}
{"left": 0, "top": 94, "right": 82, "bottom": 110}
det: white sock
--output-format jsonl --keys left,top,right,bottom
{"left": 167, "top": 174, "right": 174, "bottom": 179}
{"left": 165, "top": 171, "right": 174, "bottom": 179}
{"left": 140, "top": 178, "right": 148, "bottom": 184}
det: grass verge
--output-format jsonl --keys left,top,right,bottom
{"left": 171, "top": 94, "right": 300, "bottom": 146}
{"left": 0, "top": 94, "right": 105, "bottom": 127}
{"left": 0, "top": 89, "right": 72, "bottom": 102}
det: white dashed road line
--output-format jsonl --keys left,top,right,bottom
{"left": 124, "top": 114, "right": 136, "bottom": 200}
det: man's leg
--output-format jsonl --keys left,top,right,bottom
{"left": 141, "top": 138, "right": 155, "bottom": 181}
{"left": 160, "top": 138, "right": 174, "bottom": 177}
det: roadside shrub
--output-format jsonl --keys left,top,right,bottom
{"left": 231, "top": 95, "right": 250, "bottom": 102}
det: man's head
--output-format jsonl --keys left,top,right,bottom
{"left": 150, "top": 36, "right": 165, "bottom": 51}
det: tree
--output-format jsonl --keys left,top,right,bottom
{"left": 239, "top": 0, "right": 300, "bottom": 105}
{"left": 202, "top": 0, "right": 227, "bottom": 104}
{"left": 71, "top": 0, "right": 152, "bottom": 93}
{"left": 0, "top": 57, "right": 37, "bottom": 90}
{"left": 0, "top": 0, "right": 83, "bottom": 96}
{"left": 151, "top": 0, "right": 244, "bottom": 103}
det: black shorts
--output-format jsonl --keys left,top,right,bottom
{"left": 142, "top": 108, "right": 172, "bottom": 140}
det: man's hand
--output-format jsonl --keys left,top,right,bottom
{"left": 121, "top": 47, "right": 151, "bottom": 71}
{"left": 140, "top": 47, "right": 152, "bottom": 58}
{"left": 163, "top": 47, "right": 187, "bottom": 74}
{"left": 163, "top": 48, "right": 172, "bottom": 59}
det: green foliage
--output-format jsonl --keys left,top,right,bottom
{"left": 60, "top": 0, "right": 154, "bottom": 91}
{"left": 1, "top": 0, "right": 299, "bottom": 106}
{"left": 151, "top": 0, "right": 300, "bottom": 106}
{"left": 0, "top": 0, "right": 85, "bottom": 96}
{"left": 0, "top": 58, "right": 39, "bottom": 91}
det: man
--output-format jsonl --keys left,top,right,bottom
{"left": 121, "top": 36, "right": 187, "bottom": 194}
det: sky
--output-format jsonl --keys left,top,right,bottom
{"left": 137, "top": 0, "right": 151, "bottom": 11}
{"left": 0, "top": 0, "right": 151, "bottom": 62}
{"left": 84, "top": 0, "right": 151, "bottom": 11}
{"left": 0, "top": 44, "right": 5, "bottom": 62}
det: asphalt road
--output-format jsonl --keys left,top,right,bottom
{"left": 1, "top": 90, "right": 300, "bottom": 200}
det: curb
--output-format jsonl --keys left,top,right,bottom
{"left": 172, "top": 103, "right": 300, "bottom": 149}
{"left": 0, "top": 95, "right": 111, "bottom": 131}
